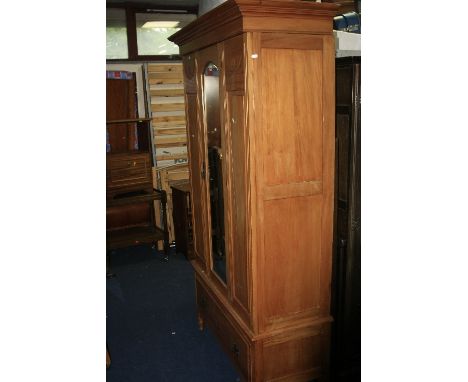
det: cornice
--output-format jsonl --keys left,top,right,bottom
{"left": 169, "top": 0, "right": 338, "bottom": 49}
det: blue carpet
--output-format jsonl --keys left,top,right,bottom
{"left": 106, "top": 244, "right": 240, "bottom": 382}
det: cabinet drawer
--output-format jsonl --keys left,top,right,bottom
{"left": 196, "top": 280, "right": 249, "bottom": 379}
{"left": 107, "top": 153, "right": 151, "bottom": 190}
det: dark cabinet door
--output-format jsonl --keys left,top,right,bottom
{"left": 332, "top": 56, "right": 361, "bottom": 382}
{"left": 106, "top": 74, "right": 139, "bottom": 153}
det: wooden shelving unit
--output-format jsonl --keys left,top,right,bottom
{"left": 106, "top": 189, "right": 169, "bottom": 254}
{"left": 106, "top": 115, "right": 169, "bottom": 258}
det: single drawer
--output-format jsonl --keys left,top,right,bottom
{"left": 107, "top": 153, "right": 151, "bottom": 190}
{"left": 196, "top": 279, "right": 249, "bottom": 379}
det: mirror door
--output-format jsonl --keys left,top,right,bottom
{"left": 198, "top": 45, "right": 229, "bottom": 287}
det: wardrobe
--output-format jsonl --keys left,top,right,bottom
{"left": 170, "top": 1, "right": 338, "bottom": 380}
{"left": 331, "top": 56, "right": 361, "bottom": 381}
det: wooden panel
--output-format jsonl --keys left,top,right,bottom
{"left": 106, "top": 76, "right": 137, "bottom": 121}
{"left": 263, "top": 328, "right": 323, "bottom": 381}
{"left": 151, "top": 103, "right": 185, "bottom": 112}
{"left": 261, "top": 45, "right": 323, "bottom": 186}
{"left": 261, "top": 33, "right": 323, "bottom": 50}
{"left": 243, "top": 15, "right": 332, "bottom": 35}
{"left": 154, "top": 136, "right": 187, "bottom": 148}
{"left": 150, "top": 88, "right": 185, "bottom": 97}
{"left": 186, "top": 94, "right": 207, "bottom": 265}
{"left": 147, "top": 64, "right": 183, "bottom": 73}
{"left": 155, "top": 127, "right": 187, "bottom": 136}
{"left": 154, "top": 121, "right": 187, "bottom": 129}
{"left": 264, "top": 181, "right": 322, "bottom": 201}
{"left": 156, "top": 153, "right": 188, "bottom": 162}
{"left": 148, "top": 72, "right": 183, "bottom": 80}
{"left": 228, "top": 94, "right": 250, "bottom": 314}
{"left": 263, "top": 195, "right": 322, "bottom": 321}
{"left": 149, "top": 77, "right": 183, "bottom": 85}
{"left": 183, "top": 54, "right": 197, "bottom": 94}
{"left": 224, "top": 34, "right": 245, "bottom": 92}
{"left": 153, "top": 115, "right": 186, "bottom": 124}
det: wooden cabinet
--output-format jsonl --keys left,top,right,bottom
{"left": 106, "top": 118, "right": 153, "bottom": 199}
{"left": 171, "top": 182, "right": 193, "bottom": 259}
{"left": 331, "top": 56, "right": 361, "bottom": 381}
{"left": 170, "top": 1, "right": 337, "bottom": 380}
{"left": 106, "top": 118, "right": 169, "bottom": 255}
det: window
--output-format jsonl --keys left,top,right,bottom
{"left": 106, "top": 8, "right": 128, "bottom": 60}
{"left": 135, "top": 13, "right": 196, "bottom": 56}
{"left": 106, "top": 6, "right": 198, "bottom": 61}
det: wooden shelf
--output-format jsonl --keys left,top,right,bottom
{"left": 106, "top": 189, "right": 166, "bottom": 207}
{"left": 106, "top": 118, "right": 151, "bottom": 125}
{"left": 107, "top": 225, "right": 166, "bottom": 250}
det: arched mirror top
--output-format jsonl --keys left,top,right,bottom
{"left": 204, "top": 62, "right": 220, "bottom": 77}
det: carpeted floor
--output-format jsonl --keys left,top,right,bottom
{"left": 106, "top": 244, "right": 240, "bottom": 382}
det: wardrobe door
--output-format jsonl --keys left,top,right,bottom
{"left": 184, "top": 54, "right": 208, "bottom": 270}
{"left": 223, "top": 34, "right": 251, "bottom": 324}
{"left": 198, "top": 45, "right": 230, "bottom": 291}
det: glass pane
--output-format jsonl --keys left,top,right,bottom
{"left": 106, "top": 8, "right": 128, "bottom": 59}
{"left": 204, "top": 63, "right": 227, "bottom": 283}
{"left": 135, "top": 13, "right": 196, "bottom": 56}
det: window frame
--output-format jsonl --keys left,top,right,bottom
{"left": 106, "top": 3, "right": 198, "bottom": 62}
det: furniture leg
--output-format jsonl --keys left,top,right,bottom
{"left": 161, "top": 190, "right": 170, "bottom": 259}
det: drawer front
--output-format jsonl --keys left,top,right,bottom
{"left": 107, "top": 154, "right": 151, "bottom": 189}
{"left": 196, "top": 280, "right": 249, "bottom": 379}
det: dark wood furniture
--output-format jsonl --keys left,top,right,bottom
{"left": 171, "top": 182, "right": 193, "bottom": 259}
{"left": 331, "top": 56, "right": 361, "bottom": 382}
{"left": 106, "top": 116, "right": 169, "bottom": 257}
{"left": 106, "top": 118, "right": 153, "bottom": 199}
{"left": 170, "top": 1, "right": 337, "bottom": 380}
{"left": 106, "top": 189, "right": 169, "bottom": 255}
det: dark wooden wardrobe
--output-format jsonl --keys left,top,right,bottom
{"left": 331, "top": 56, "right": 361, "bottom": 381}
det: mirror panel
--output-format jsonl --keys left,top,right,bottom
{"left": 203, "top": 62, "right": 227, "bottom": 284}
